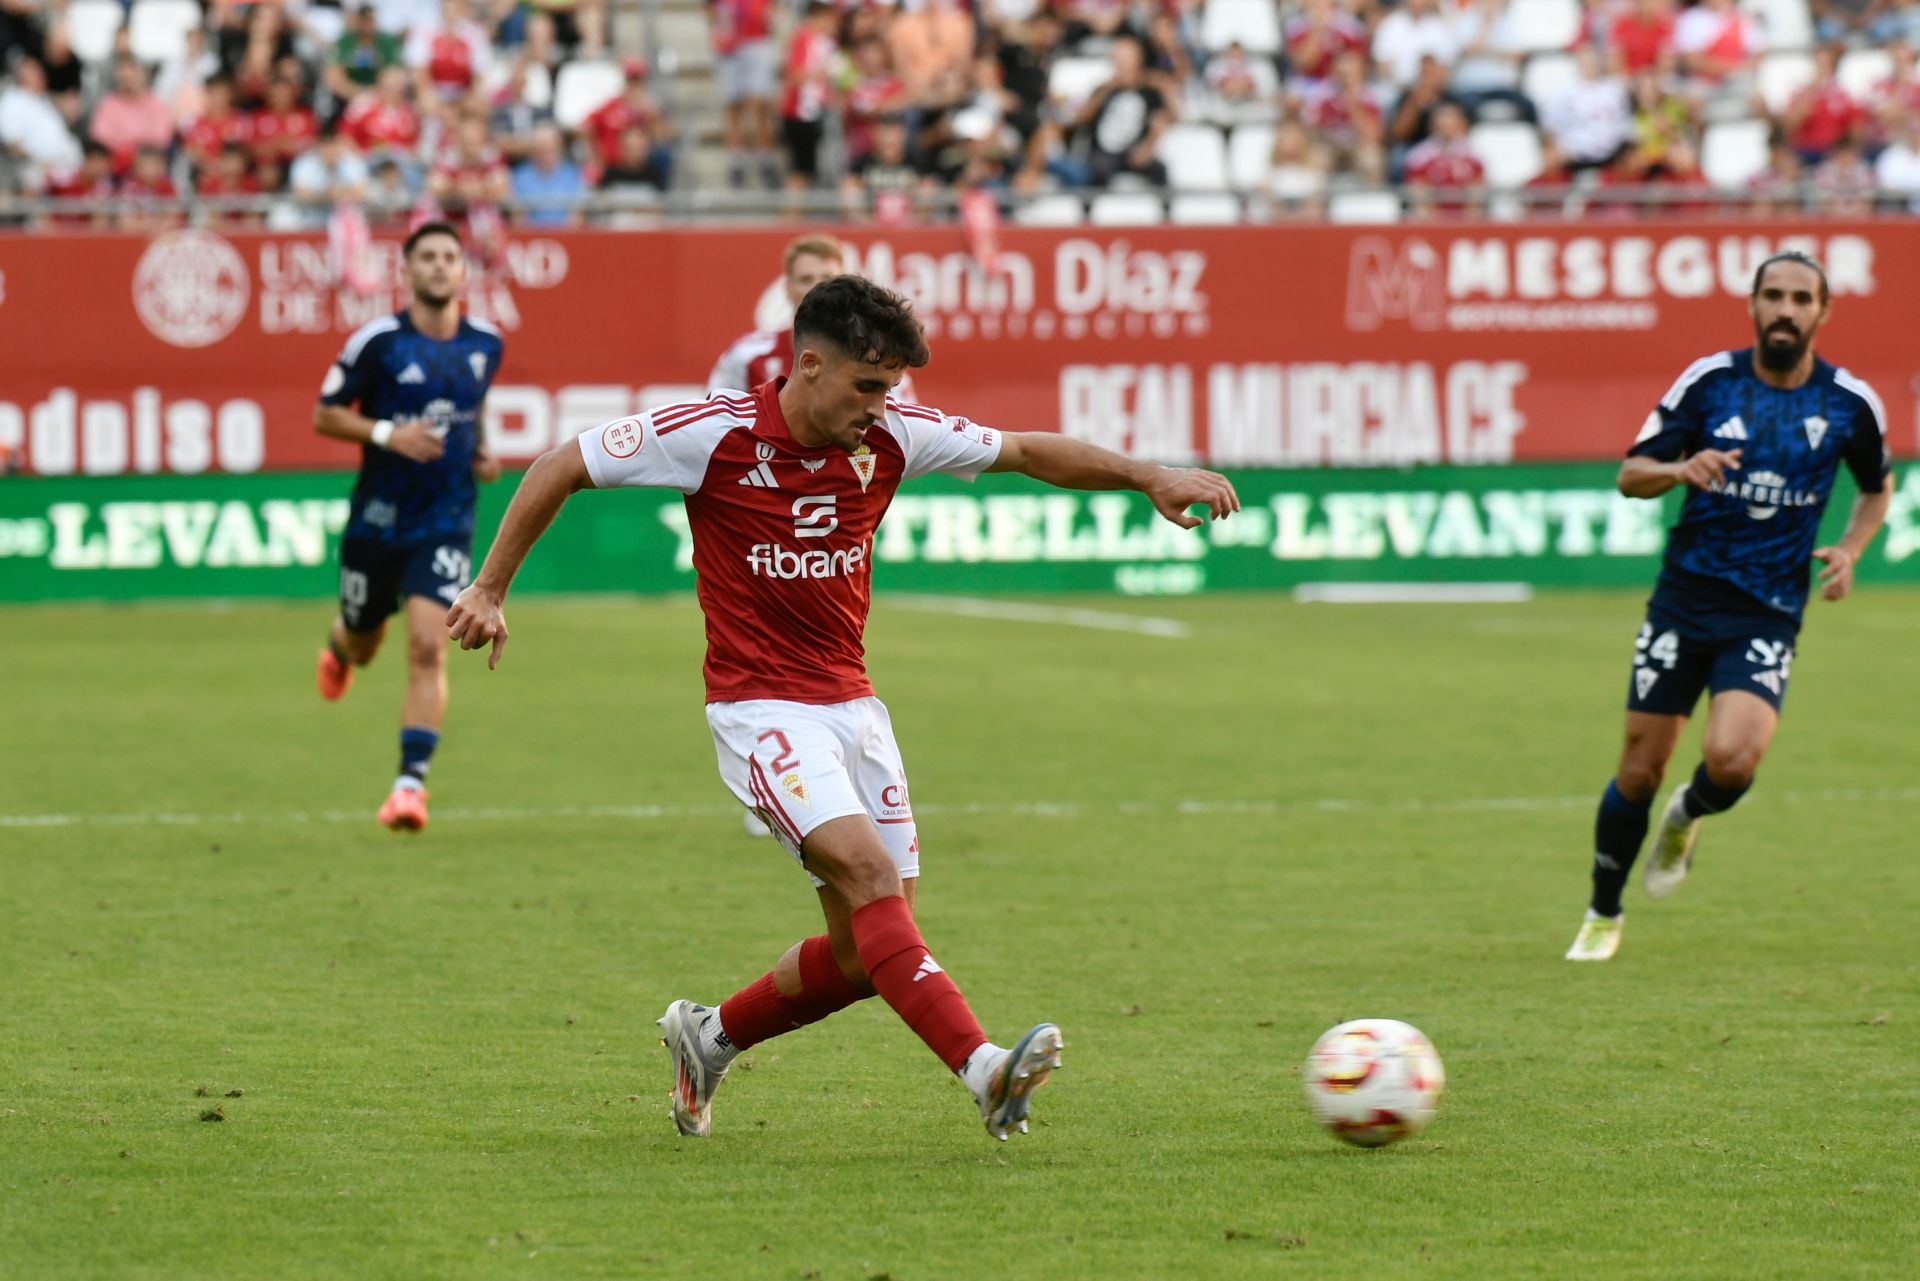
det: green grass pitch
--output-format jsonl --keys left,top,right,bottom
{"left": 3, "top": 590, "right": 1916, "bottom": 1279}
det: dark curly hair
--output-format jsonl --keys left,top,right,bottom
{"left": 792, "top": 275, "right": 930, "bottom": 370}
{"left": 1751, "top": 250, "right": 1828, "bottom": 305}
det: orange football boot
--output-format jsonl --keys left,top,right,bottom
{"left": 378, "top": 786, "right": 429, "bottom": 832}
{"left": 316, "top": 648, "right": 353, "bottom": 700}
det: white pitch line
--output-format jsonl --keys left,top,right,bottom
{"left": 1294, "top": 582, "right": 1535, "bottom": 604}
{"left": 5, "top": 789, "right": 1919, "bottom": 831}
{"left": 881, "top": 594, "right": 1192, "bottom": 639}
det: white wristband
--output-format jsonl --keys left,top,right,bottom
{"left": 370, "top": 419, "right": 395, "bottom": 448}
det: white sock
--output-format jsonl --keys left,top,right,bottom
{"left": 958, "top": 1041, "right": 1006, "bottom": 1105}
{"left": 697, "top": 1005, "right": 739, "bottom": 1066}
{"left": 392, "top": 775, "right": 424, "bottom": 793}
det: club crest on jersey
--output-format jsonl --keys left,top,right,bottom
{"left": 1634, "top": 668, "right": 1659, "bottom": 701}
{"left": 1803, "top": 416, "right": 1828, "bottom": 450}
{"left": 849, "top": 445, "right": 876, "bottom": 491}
{"left": 780, "top": 771, "right": 811, "bottom": 809}
{"left": 469, "top": 352, "right": 487, "bottom": 380}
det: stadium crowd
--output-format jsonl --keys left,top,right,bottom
{"left": 2, "top": 0, "right": 1920, "bottom": 225}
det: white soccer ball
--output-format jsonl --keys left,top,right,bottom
{"left": 1303, "top": 1018, "right": 1445, "bottom": 1148}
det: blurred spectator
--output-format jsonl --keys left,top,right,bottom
{"left": 523, "top": 0, "right": 607, "bottom": 59}
{"left": 291, "top": 125, "right": 372, "bottom": 222}
{"left": 368, "top": 155, "right": 416, "bottom": 222}
{"left": 407, "top": 0, "right": 495, "bottom": 105}
{"left": 38, "top": 22, "right": 84, "bottom": 126}
{"left": 1812, "top": 135, "right": 1876, "bottom": 214}
{"left": 1447, "top": 0, "right": 1532, "bottom": 115}
{"left": 889, "top": 0, "right": 975, "bottom": 111}
{"left": 512, "top": 122, "right": 585, "bottom": 225}
{"left": 251, "top": 76, "right": 320, "bottom": 178}
{"left": 1061, "top": 0, "right": 1130, "bottom": 46}
{"left": 1403, "top": 100, "right": 1484, "bottom": 214}
{"left": 1811, "top": 0, "right": 1913, "bottom": 46}
{"left": 1783, "top": 44, "right": 1866, "bottom": 165}
{"left": 44, "top": 139, "right": 117, "bottom": 226}
{"left": 779, "top": 1, "right": 840, "bottom": 192}
{"left": 1623, "top": 70, "right": 1695, "bottom": 176}
{"left": 90, "top": 57, "right": 175, "bottom": 175}
{"left": 1874, "top": 111, "right": 1920, "bottom": 208}
{"left": 1205, "top": 41, "right": 1282, "bottom": 115}
{"left": 842, "top": 113, "right": 931, "bottom": 221}
{"left": 711, "top": 0, "right": 778, "bottom": 188}
{"left": 1, "top": 0, "right": 43, "bottom": 64}
{"left": 225, "top": 4, "right": 299, "bottom": 108}
{"left": 118, "top": 145, "right": 182, "bottom": 231}
{"left": 1608, "top": 0, "right": 1676, "bottom": 80}
{"left": 343, "top": 65, "right": 423, "bottom": 156}
{"left": 1746, "top": 130, "right": 1805, "bottom": 211}
{"left": 1673, "top": 0, "right": 1759, "bottom": 88}
{"left": 995, "top": 10, "right": 1060, "bottom": 141}
{"left": 599, "top": 122, "right": 670, "bottom": 192}
{"left": 430, "top": 115, "right": 511, "bottom": 205}
{"left": 1374, "top": 0, "right": 1459, "bottom": 92}
{"left": 181, "top": 77, "right": 253, "bottom": 177}
{"left": 1868, "top": 42, "right": 1920, "bottom": 134}
{"left": 1142, "top": 11, "right": 1195, "bottom": 99}
{"left": 1, "top": 56, "right": 81, "bottom": 191}
{"left": 1287, "top": 0, "right": 1369, "bottom": 89}
{"left": 329, "top": 5, "right": 406, "bottom": 101}
{"left": 298, "top": 0, "right": 354, "bottom": 48}
{"left": 1075, "top": 34, "right": 1173, "bottom": 186}
{"left": 1263, "top": 117, "right": 1330, "bottom": 217}
{"left": 488, "top": 64, "right": 549, "bottom": 163}
{"left": 1524, "top": 139, "right": 1578, "bottom": 216}
{"left": 586, "top": 59, "right": 670, "bottom": 169}
{"left": 845, "top": 36, "right": 909, "bottom": 169}
{"left": 1388, "top": 54, "right": 1468, "bottom": 154}
{"left": 1541, "top": 48, "right": 1633, "bottom": 171}
{"left": 1301, "top": 49, "right": 1386, "bottom": 181}
{"left": 196, "top": 141, "right": 264, "bottom": 227}
{"left": 155, "top": 27, "right": 221, "bottom": 124}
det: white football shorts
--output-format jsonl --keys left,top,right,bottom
{"left": 705, "top": 696, "right": 920, "bottom": 887}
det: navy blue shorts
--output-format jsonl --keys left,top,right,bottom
{"left": 337, "top": 538, "right": 472, "bottom": 634}
{"left": 1625, "top": 598, "right": 1798, "bottom": 716}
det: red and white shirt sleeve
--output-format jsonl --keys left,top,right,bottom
{"left": 577, "top": 398, "right": 750, "bottom": 493}
{"left": 883, "top": 400, "right": 1004, "bottom": 481}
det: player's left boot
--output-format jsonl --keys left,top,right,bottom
{"left": 976, "top": 1023, "right": 1064, "bottom": 1142}
{"left": 1565, "top": 909, "right": 1624, "bottom": 961}
{"left": 316, "top": 648, "right": 353, "bottom": 701}
{"left": 658, "top": 999, "right": 730, "bottom": 1138}
{"left": 378, "top": 785, "right": 429, "bottom": 832}
{"left": 1643, "top": 785, "right": 1700, "bottom": 899}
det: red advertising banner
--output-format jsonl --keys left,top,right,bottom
{"left": 1, "top": 221, "right": 1914, "bottom": 476}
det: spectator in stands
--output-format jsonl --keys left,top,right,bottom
{"left": 0, "top": 0, "right": 43, "bottom": 66}
{"left": 1142, "top": 11, "right": 1195, "bottom": 99}
{"left": 117, "top": 145, "right": 182, "bottom": 231}
{"left": 843, "top": 113, "right": 932, "bottom": 221}
{"left": 1287, "top": 0, "right": 1370, "bottom": 91}
{"left": 89, "top": 56, "right": 174, "bottom": 175}
{"left": 36, "top": 20, "right": 83, "bottom": 127}
{"left": 0, "top": 55, "right": 81, "bottom": 193}
{"left": 779, "top": 1, "right": 839, "bottom": 192}
{"left": 1867, "top": 42, "right": 1920, "bottom": 136}
{"left": 1523, "top": 139, "right": 1578, "bottom": 217}
{"left": 225, "top": 4, "right": 300, "bottom": 109}
{"left": 1205, "top": 41, "right": 1282, "bottom": 118}
{"left": 329, "top": 5, "right": 405, "bottom": 102}
{"left": 408, "top": 0, "right": 495, "bottom": 106}
{"left": 1060, "top": 0, "right": 1131, "bottom": 47}
{"left": 523, "top": 0, "right": 608, "bottom": 59}
{"left": 889, "top": 0, "right": 976, "bottom": 113}
{"left": 343, "top": 64, "right": 423, "bottom": 158}
{"left": 196, "top": 141, "right": 264, "bottom": 227}
{"left": 1540, "top": 48, "right": 1634, "bottom": 171}
{"left": 181, "top": 76, "right": 253, "bottom": 178}
{"left": 1075, "top": 34, "right": 1173, "bottom": 187}
{"left": 1402, "top": 100, "right": 1484, "bottom": 215}
{"left": 599, "top": 121, "right": 671, "bottom": 193}
{"left": 367, "top": 155, "right": 415, "bottom": 221}
{"left": 1608, "top": 0, "right": 1676, "bottom": 80}
{"left": 1811, "top": 0, "right": 1909, "bottom": 46}
{"left": 291, "top": 123, "right": 371, "bottom": 222}
{"left": 1745, "top": 129, "right": 1805, "bottom": 211}
{"left": 251, "top": 76, "right": 319, "bottom": 181}
{"left": 586, "top": 59, "right": 673, "bottom": 178}
{"left": 1812, "top": 134, "right": 1876, "bottom": 213}
{"left": 711, "top": 0, "right": 778, "bottom": 189}
{"left": 1622, "top": 70, "right": 1694, "bottom": 176}
{"left": 1388, "top": 55, "right": 1469, "bottom": 157}
{"left": 845, "top": 36, "right": 910, "bottom": 170}
{"left": 297, "top": 0, "right": 354, "bottom": 49}
{"left": 1263, "top": 117, "right": 1330, "bottom": 218}
{"left": 1673, "top": 0, "right": 1759, "bottom": 89}
{"left": 1303, "top": 49, "right": 1386, "bottom": 181}
{"left": 1374, "top": 0, "right": 1460, "bottom": 92}
{"left": 1874, "top": 109, "right": 1920, "bottom": 208}
{"left": 154, "top": 27, "right": 221, "bottom": 125}
{"left": 1643, "top": 137, "right": 1714, "bottom": 212}
{"left": 44, "top": 139, "right": 116, "bottom": 226}
{"left": 430, "top": 114, "right": 511, "bottom": 205}
{"left": 994, "top": 9, "right": 1060, "bottom": 143}
{"left": 512, "top": 122, "right": 585, "bottom": 226}
{"left": 1782, "top": 43, "right": 1866, "bottom": 165}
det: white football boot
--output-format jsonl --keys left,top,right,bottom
{"left": 657, "top": 999, "right": 730, "bottom": 1138}
{"left": 1565, "top": 909, "right": 1624, "bottom": 961}
{"left": 976, "top": 1023, "right": 1064, "bottom": 1141}
{"left": 1643, "top": 785, "right": 1701, "bottom": 899}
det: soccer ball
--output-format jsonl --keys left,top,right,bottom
{"left": 1303, "top": 1019, "right": 1445, "bottom": 1148}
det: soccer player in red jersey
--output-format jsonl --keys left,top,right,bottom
{"left": 450, "top": 277, "right": 1239, "bottom": 1140}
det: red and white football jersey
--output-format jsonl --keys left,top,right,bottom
{"left": 577, "top": 379, "right": 1001, "bottom": 705}
{"left": 708, "top": 329, "right": 917, "bottom": 402}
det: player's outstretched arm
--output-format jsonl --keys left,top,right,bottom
{"left": 1813, "top": 488, "right": 1892, "bottom": 602}
{"left": 1618, "top": 449, "right": 1741, "bottom": 499}
{"left": 987, "top": 431, "right": 1239, "bottom": 528}
{"left": 447, "top": 439, "right": 593, "bottom": 668}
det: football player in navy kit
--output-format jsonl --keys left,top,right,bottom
{"left": 1567, "top": 252, "right": 1891, "bottom": 961}
{"left": 313, "top": 221, "right": 505, "bottom": 831}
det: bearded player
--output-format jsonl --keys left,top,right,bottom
{"left": 449, "top": 276, "right": 1238, "bottom": 1138}
{"left": 1566, "top": 252, "right": 1891, "bottom": 961}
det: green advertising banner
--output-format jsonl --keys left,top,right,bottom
{"left": 2, "top": 465, "right": 1917, "bottom": 603}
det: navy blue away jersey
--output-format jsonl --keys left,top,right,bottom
{"left": 319, "top": 311, "right": 504, "bottom": 545}
{"left": 1629, "top": 348, "right": 1889, "bottom": 621}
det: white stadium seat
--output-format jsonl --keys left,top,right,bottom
{"left": 1201, "top": 0, "right": 1283, "bottom": 55}
{"left": 1227, "top": 123, "right": 1275, "bottom": 190}
{"left": 1701, "top": 118, "right": 1772, "bottom": 188}
{"left": 128, "top": 0, "right": 203, "bottom": 65}
{"left": 1745, "top": 0, "right": 1812, "bottom": 51}
{"left": 1757, "top": 51, "right": 1815, "bottom": 115}
{"left": 1838, "top": 48, "right": 1895, "bottom": 101}
{"left": 1089, "top": 191, "right": 1166, "bottom": 225}
{"left": 1157, "top": 123, "right": 1230, "bottom": 190}
{"left": 1504, "top": 0, "right": 1583, "bottom": 54}
{"left": 1047, "top": 56, "right": 1113, "bottom": 113}
{"left": 1170, "top": 193, "right": 1243, "bottom": 223}
{"left": 1469, "top": 120, "right": 1544, "bottom": 188}
{"left": 64, "top": 0, "right": 124, "bottom": 64}
{"left": 1521, "top": 52, "right": 1579, "bottom": 108}
{"left": 1015, "top": 193, "right": 1086, "bottom": 226}
{"left": 1326, "top": 189, "right": 1404, "bottom": 223}
{"left": 552, "top": 60, "right": 625, "bottom": 130}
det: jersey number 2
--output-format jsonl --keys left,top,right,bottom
{"left": 757, "top": 729, "right": 799, "bottom": 774}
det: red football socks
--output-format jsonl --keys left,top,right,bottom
{"left": 717, "top": 934, "right": 867, "bottom": 1051}
{"left": 850, "top": 895, "right": 988, "bottom": 1072}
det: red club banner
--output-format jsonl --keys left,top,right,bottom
{"left": 1, "top": 220, "right": 1914, "bottom": 476}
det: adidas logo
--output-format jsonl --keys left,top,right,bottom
{"left": 397, "top": 362, "right": 426, "bottom": 384}
{"left": 1712, "top": 416, "right": 1747, "bottom": 441}
{"left": 912, "top": 955, "right": 944, "bottom": 983}
{"left": 737, "top": 462, "right": 778, "bottom": 488}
